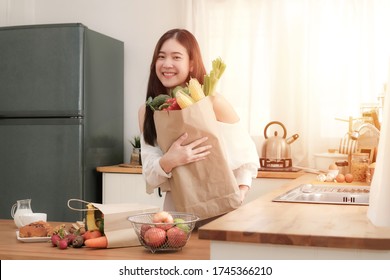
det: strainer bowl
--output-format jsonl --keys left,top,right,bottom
{"left": 128, "top": 212, "right": 199, "bottom": 253}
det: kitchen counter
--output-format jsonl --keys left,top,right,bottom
{"left": 198, "top": 174, "right": 390, "bottom": 259}
{"left": 97, "top": 164, "right": 143, "bottom": 174}
{"left": 96, "top": 164, "right": 305, "bottom": 179}
{"left": 5, "top": 175, "right": 390, "bottom": 260}
{"left": 0, "top": 220, "right": 209, "bottom": 260}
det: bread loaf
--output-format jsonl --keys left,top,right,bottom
{"left": 19, "top": 221, "right": 52, "bottom": 238}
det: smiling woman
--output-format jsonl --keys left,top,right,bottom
{"left": 187, "top": 0, "right": 390, "bottom": 167}
{"left": 138, "top": 28, "right": 259, "bottom": 220}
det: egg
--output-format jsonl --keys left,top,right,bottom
{"left": 345, "top": 173, "right": 354, "bottom": 183}
{"left": 328, "top": 163, "right": 338, "bottom": 170}
{"left": 335, "top": 174, "right": 345, "bottom": 183}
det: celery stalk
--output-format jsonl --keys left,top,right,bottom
{"left": 204, "top": 57, "right": 226, "bottom": 96}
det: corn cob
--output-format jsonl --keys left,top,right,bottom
{"left": 176, "top": 90, "right": 195, "bottom": 109}
{"left": 86, "top": 203, "right": 99, "bottom": 231}
{"left": 172, "top": 85, "right": 189, "bottom": 97}
{"left": 188, "top": 78, "right": 205, "bottom": 102}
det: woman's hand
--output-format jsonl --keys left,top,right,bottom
{"left": 159, "top": 132, "right": 212, "bottom": 173}
{"left": 239, "top": 185, "right": 249, "bottom": 203}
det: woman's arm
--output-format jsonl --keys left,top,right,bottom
{"left": 212, "top": 94, "right": 240, "bottom": 124}
{"left": 234, "top": 167, "right": 257, "bottom": 202}
{"left": 138, "top": 105, "right": 146, "bottom": 132}
{"left": 213, "top": 96, "right": 260, "bottom": 202}
{"left": 140, "top": 134, "right": 171, "bottom": 193}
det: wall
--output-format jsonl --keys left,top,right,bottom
{"left": 0, "top": 0, "right": 187, "bottom": 163}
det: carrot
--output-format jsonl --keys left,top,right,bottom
{"left": 84, "top": 236, "right": 108, "bottom": 248}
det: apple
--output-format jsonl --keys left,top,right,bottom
{"left": 152, "top": 211, "right": 174, "bottom": 230}
{"left": 167, "top": 227, "right": 187, "bottom": 248}
{"left": 173, "top": 218, "right": 190, "bottom": 232}
{"left": 140, "top": 224, "right": 152, "bottom": 238}
{"left": 143, "top": 227, "right": 166, "bottom": 248}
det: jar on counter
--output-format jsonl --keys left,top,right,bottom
{"left": 366, "top": 162, "right": 376, "bottom": 185}
{"left": 335, "top": 160, "right": 348, "bottom": 175}
{"left": 351, "top": 153, "right": 370, "bottom": 182}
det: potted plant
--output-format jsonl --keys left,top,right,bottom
{"left": 130, "top": 135, "right": 141, "bottom": 165}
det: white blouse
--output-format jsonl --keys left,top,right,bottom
{"left": 140, "top": 120, "right": 260, "bottom": 194}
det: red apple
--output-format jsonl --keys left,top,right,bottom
{"left": 143, "top": 227, "right": 166, "bottom": 248}
{"left": 152, "top": 211, "right": 174, "bottom": 230}
{"left": 167, "top": 227, "right": 187, "bottom": 248}
{"left": 140, "top": 224, "right": 152, "bottom": 238}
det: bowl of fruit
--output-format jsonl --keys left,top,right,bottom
{"left": 128, "top": 211, "right": 199, "bottom": 253}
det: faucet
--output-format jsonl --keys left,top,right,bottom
{"left": 350, "top": 123, "right": 380, "bottom": 140}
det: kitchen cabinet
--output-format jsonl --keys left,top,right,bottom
{"left": 246, "top": 178, "right": 292, "bottom": 204}
{"left": 101, "top": 172, "right": 165, "bottom": 210}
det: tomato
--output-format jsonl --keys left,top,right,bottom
{"left": 83, "top": 230, "right": 102, "bottom": 240}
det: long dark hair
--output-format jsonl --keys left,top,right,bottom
{"left": 143, "top": 29, "right": 207, "bottom": 146}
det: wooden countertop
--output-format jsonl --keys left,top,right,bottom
{"left": 97, "top": 164, "right": 305, "bottom": 179}
{"left": 198, "top": 174, "right": 390, "bottom": 250}
{"left": 97, "top": 164, "right": 143, "bottom": 174}
{"left": 0, "top": 220, "right": 209, "bottom": 260}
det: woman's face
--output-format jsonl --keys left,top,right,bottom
{"left": 155, "top": 38, "right": 193, "bottom": 90}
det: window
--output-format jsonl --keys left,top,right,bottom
{"left": 187, "top": 0, "right": 390, "bottom": 167}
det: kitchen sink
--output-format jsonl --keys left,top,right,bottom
{"left": 272, "top": 183, "right": 370, "bottom": 205}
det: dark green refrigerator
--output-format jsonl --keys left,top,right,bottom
{"left": 0, "top": 23, "right": 124, "bottom": 222}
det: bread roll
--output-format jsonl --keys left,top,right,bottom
{"left": 19, "top": 221, "right": 52, "bottom": 238}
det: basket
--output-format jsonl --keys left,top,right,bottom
{"left": 128, "top": 212, "right": 199, "bottom": 253}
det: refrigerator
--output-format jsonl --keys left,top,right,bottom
{"left": 0, "top": 23, "right": 124, "bottom": 222}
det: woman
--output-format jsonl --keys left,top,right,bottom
{"left": 138, "top": 28, "right": 259, "bottom": 213}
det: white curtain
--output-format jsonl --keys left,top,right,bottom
{"left": 186, "top": 0, "right": 390, "bottom": 167}
{"left": 367, "top": 60, "right": 390, "bottom": 226}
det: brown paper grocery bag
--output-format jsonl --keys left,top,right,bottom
{"left": 68, "top": 199, "right": 159, "bottom": 248}
{"left": 154, "top": 96, "right": 241, "bottom": 220}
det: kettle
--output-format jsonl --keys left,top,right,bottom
{"left": 261, "top": 121, "right": 299, "bottom": 162}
